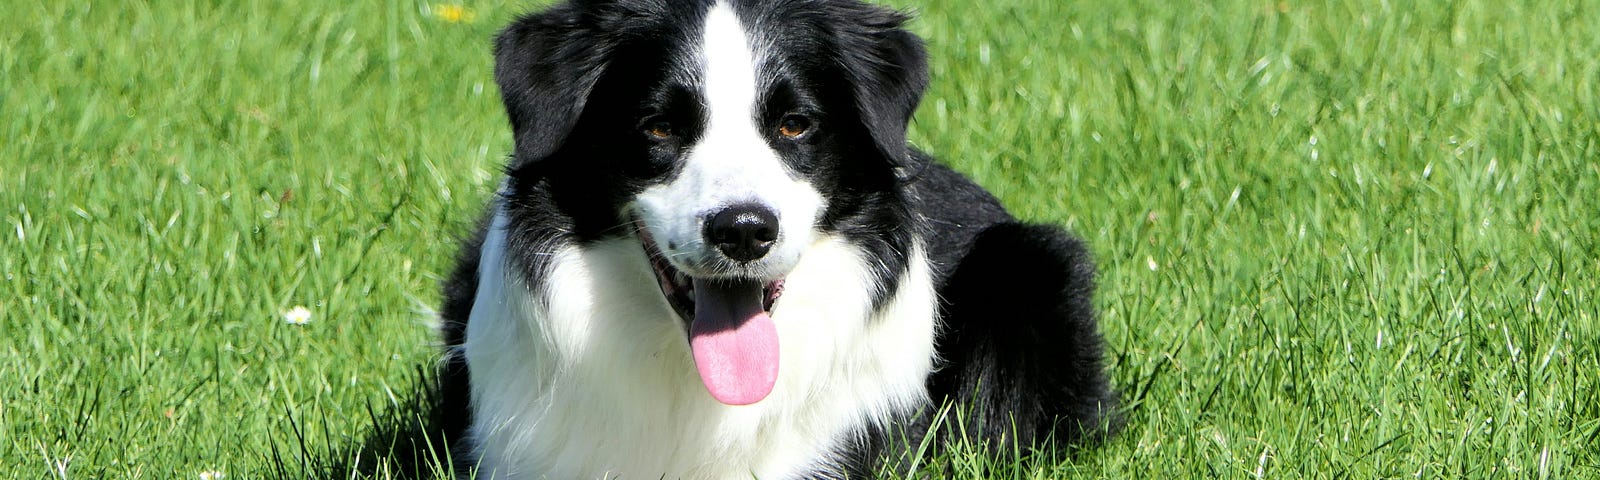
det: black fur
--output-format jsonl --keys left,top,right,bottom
{"left": 439, "top": 0, "right": 1117, "bottom": 476}
{"left": 904, "top": 161, "right": 1119, "bottom": 457}
{"left": 928, "top": 221, "right": 1121, "bottom": 448}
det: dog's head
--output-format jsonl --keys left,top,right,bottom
{"left": 493, "top": 0, "right": 928, "bottom": 404}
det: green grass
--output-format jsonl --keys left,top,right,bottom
{"left": 3, "top": 0, "right": 1597, "bottom": 478}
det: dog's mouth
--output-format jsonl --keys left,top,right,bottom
{"left": 637, "top": 223, "right": 784, "bottom": 406}
{"left": 642, "top": 237, "right": 784, "bottom": 324}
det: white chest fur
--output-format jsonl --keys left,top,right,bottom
{"left": 460, "top": 213, "right": 938, "bottom": 479}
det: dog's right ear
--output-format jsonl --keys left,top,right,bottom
{"left": 493, "top": 4, "right": 606, "bottom": 172}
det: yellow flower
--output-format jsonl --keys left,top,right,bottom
{"left": 283, "top": 306, "right": 312, "bottom": 325}
{"left": 433, "top": 4, "right": 476, "bottom": 23}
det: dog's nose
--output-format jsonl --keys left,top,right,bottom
{"left": 706, "top": 204, "right": 779, "bottom": 262}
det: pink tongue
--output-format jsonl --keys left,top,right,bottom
{"left": 689, "top": 278, "right": 779, "bottom": 405}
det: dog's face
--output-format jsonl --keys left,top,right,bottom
{"left": 492, "top": 0, "right": 928, "bottom": 404}
{"left": 630, "top": 4, "right": 825, "bottom": 288}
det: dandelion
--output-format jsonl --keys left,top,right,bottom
{"left": 432, "top": 4, "right": 476, "bottom": 23}
{"left": 199, "top": 471, "right": 226, "bottom": 480}
{"left": 283, "top": 306, "right": 312, "bottom": 325}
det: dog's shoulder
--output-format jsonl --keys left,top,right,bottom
{"left": 903, "top": 152, "right": 1013, "bottom": 282}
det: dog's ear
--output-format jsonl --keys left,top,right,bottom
{"left": 836, "top": 6, "right": 930, "bottom": 179}
{"left": 493, "top": 5, "right": 607, "bottom": 172}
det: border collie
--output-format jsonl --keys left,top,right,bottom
{"left": 438, "top": 0, "right": 1118, "bottom": 478}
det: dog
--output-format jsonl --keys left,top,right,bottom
{"left": 437, "top": 0, "right": 1118, "bottom": 478}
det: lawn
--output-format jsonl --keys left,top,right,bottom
{"left": 3, "top": 0, "right": 1597, "bottom": 478}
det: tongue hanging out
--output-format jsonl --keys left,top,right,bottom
{"left": 688, "top": 278, "right": 780, "bottom": 405}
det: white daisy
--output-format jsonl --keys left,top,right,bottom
{"left": 283, "top": 306, "right": 312, "bottom": 325}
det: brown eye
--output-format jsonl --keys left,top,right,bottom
{"left": 645, "top": 121, "right": 673, "bottom": 139}
{"left": 777, "top": 115, "right": 811, "bottom": 139}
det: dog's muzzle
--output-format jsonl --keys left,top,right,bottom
{"left": 635, "top": 206, "right": 788, "bottom": 406}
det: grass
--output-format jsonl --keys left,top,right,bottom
{"left": 2, "top": 0, "right": 1596, "bottom": 478}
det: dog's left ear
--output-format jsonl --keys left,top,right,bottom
{"left": 837, "top": 7, "right": 930, "bottom": 179}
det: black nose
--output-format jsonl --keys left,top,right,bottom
{"left": 706, "top": 204, "right": 779, "bottom": 262}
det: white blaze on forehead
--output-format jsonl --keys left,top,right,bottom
{"left": 700, "top": 3, "right": 760, "bottom": 135}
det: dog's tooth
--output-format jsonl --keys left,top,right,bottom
{"left": 675, "top": 272, "right": 690, "bottom": 286}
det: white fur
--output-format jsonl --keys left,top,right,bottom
{"left": 463, "top": 207, "right": 939, "bottom": 479}
{"left": 631, "top": 3, "right": 822, "bottom": 281}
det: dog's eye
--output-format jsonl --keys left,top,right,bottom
{"left": 777, "top": 115, "right": 811, "bottom": 139}
{"left": 644, "top": 121, "right": 673, "bottom": 139}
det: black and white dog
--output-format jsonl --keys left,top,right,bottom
{"left": 438, "top": 0, "right": 1117, "bottom": 477}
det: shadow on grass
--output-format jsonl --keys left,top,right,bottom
{"left": 267, "top": 365, "right": 465, "bottom": 480}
